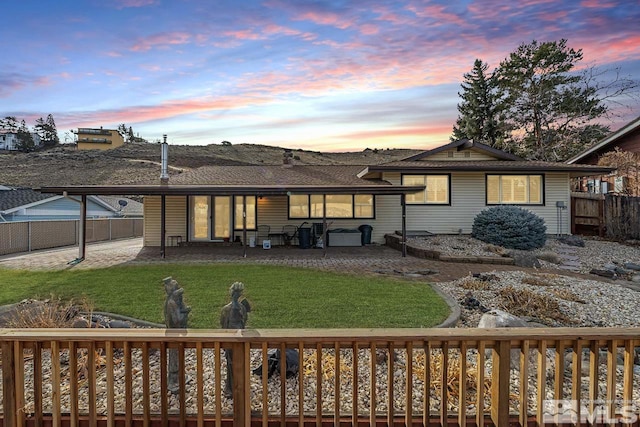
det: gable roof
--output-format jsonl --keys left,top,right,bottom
{"left": 567, "top": 116, "right": 640, "bottom": 164}
{"left": 98, "top": 196, "right": 144, "bottom": 216}
{"left": 0, "top": 188, "right": 52, "bottom": 211}
{"left": 401, "top": 139, "right": 523, "bottom": 162}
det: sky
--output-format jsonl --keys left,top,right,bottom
{"left": 1, "top": 0, "right": 639, "bottom": 152}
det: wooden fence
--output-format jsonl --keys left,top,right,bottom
{"left": 0, "top": 218, "right": 143, "bottom": 256}
{"left": 1, "top": 328, "right": 638, "bottom": 426}
{"left": 571, "top": 192, "right": 640, "bottom": 240}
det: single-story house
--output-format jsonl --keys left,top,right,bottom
{"left": 567, "top": 115, "right": 640, "bottom": 195}
{"left": 39, "top": 139, "right": 613, "bottom": 259}
{"left": 0, "top": 131, "right": 42, "bottom": 151}
{"left": 0, "top": 187, "right": 142, "bottom": 222}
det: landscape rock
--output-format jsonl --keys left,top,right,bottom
{"left": 558, "top": 235, "right": 585, "bottom": 247}
{"left": 624, "top": 262, "right": 640, "bottom": 271}
{"left": 477, "top": 309, "right": 528, "bottom": 328}
{"left": 509, "top": 251, "right": 541, "bottom": 268}
{"left": 590, "top": 269, "right": 616, "bottom": 279}
{"left": 632, "top": 275, "right": 640, "bottom": 283}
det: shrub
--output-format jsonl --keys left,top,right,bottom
{"left": 471, "top": 206, "right": 546, "bottom": 250}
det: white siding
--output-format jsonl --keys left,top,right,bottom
{"left": 423, "top": 148, "right": 497, "bottom": 161}
{"left": 384, "top": 172, "right": 570, "bottom": 234}
{"left": 143, "top": 196, "right": 187, "bottom": 246}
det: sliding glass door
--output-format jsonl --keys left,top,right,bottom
{"left": 189, "top": 196, "right": 231, "bottom": 241}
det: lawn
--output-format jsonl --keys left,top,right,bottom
{"left": 0, "top": 264, "right": 449, "bottom": 328}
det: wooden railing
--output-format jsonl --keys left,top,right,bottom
{"left": 0, "top": 328, "right": 638, "bottom": 426}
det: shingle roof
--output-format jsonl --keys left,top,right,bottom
{"left": 401, "top": 139, "right": 523, "bottom": 161}
{"left": 98, "top": 196, "right": 144, "bottom": 216}
{"left": 567, "top": 115, "right": 640, "bottom": 164}
{"left": 366, "top": 160, "right": 614, "bottom": 177}
{"left": 0, "top": 188, "right": 53, "bottom": 211}
{"left": 170, "top": 165, "right": 385, "bottom": 186}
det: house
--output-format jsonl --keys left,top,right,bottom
{"left": 0, "top": 187, "right": 142, "bottom": 222}
{"left": 75, "top": 127, "right": 125, "bottom": 150}
{"left": 567, "top": 116, "right": 640, "bottom": 195}
{"left": 0, "top": 131, "right": 42, "bottom": 151}
{"left": 38, "top": 139, "right": 613, "bottom": 260}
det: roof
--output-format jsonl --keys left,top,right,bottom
{"left": 98, "top": 196, "right": 144, "bottom": 216}
{"left": 0, "top": 188, "right": 52, "bottom": 211}
{"left": 364, "top": 161, "right": 615, "bottom": 177}
{"left": 567, "top": 116, "right": 640, "bottom": 164}
{"left": 401, "top": 139, "right": 523, "bottom": 161}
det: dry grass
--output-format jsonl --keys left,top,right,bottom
{"left": 535, "top": 251, "right": 562, "bottom": 264}
{"left": 485, "top": 244, "right": 507, "bottom": 256}
{"left": 521, "top": 276, "right": 556, "bottom": 287}
{"left": 498, "top": 286, "right": 570, "bottom": 324}
{"left": 6, "top": 297, "right": 90, "bottom": 328}
{"left": 549, "top": 288, "right": 586, "bottom": 304}
{"left": 459, "top": 277, "right": 493, "bottom": 291}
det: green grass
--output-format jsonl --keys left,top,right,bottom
{"left": 0, "top": 265, "right": 449, "bottom": 328}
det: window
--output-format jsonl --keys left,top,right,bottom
{"left": 402, "top": 175, "right": 450, "bottom": 204}
{"left": 288, "top": 194, "right": 374, "bottom": 218}
{"left": 486, "top": 175, "right": 543, "bottom": 205}
{"left": 234, "top": 196, "right": 256, "bottom": 230}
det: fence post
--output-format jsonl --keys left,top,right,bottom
{"left": 232, "top": 342, "right": 250, "bottom": 427}
{"left": 2, "top": 340, "right": 17, "bottom": 427}
{"left": 109, "top": 218, "right": 112, "bottom": 241}
{"left": 28, "top": 221, "right": 32, "bottom": 252}
{"left": 490, "top": 340, "right": 510, "bottom": 427}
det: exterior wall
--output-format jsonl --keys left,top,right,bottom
{"left": 0, "top": 133, "right": 42, "bottom": 151}
{"left": 423, "top": 148, "right": 497, "bottom": 161}
{"left": 4, "top": 197, "right": 117, "bottom": 222}
{"left": 143, "top": 196, "right": 187, "bottom": 246}
{"left": 383, "top": 171, "right": 571, "bottom": 235}
{"left": 77, "top": 129, "right": 125, "bottom": 151}
{"left": 580, "top": 128, "right": 640, "bottom": 165}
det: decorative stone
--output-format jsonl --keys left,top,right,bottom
{"left": 624, "top": 262, "right": 640, "bottom": 271}
{"left": 589, "top": 269, "right": 616, "bottom": 279}
{"left": 558, "top": 235, "right": 585, "bottom": 247}
{"left": 509, "top": 251, "right": 541, "bottom": 268}
{"left": 477, "top": 309, "right": 528, "bottom": 328}
{"left": 632, "top": 274, "right": 640, "bottom": 283}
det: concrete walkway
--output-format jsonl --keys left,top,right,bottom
{"left": 0, "top": 238, "right": 532, "bottom": 282}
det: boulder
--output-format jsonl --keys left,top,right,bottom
{"left": 509, "top": 251, "right": 541, "bottom": 268}
{"left": 558, "top": 235, "right": 585, "bottom": 247}
{"left": 590, "top": 269, "right": 616, "bottom": 279}
{"left": 478, "top": 309, "right": 528, "bottom": 328}
{"left": 624, "top": 262, "right": 640, "bottom": 271}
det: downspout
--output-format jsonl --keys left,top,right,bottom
{"left": 63, "top": 191, "right": 85, "bottom": 265}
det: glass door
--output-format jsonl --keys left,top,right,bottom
{"left": 213, "top": 196, "right": 231, "bottom": 239}
{"left": 190, "top": 196, "right": 210, "bottom": 241}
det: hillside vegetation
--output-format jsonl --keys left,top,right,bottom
{"left": 0, "top": 143, "right": 421, "bottom": 188}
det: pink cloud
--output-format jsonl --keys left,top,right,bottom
{"left": 223, "top": 29, "right": 264, "bottom": 41}
{"left": 359, "top": 24, "right": 380, "bottom": 35}
{"left": 0, "top": 74, "right": 50, "bottom": 98}
{"left": 580, "top": 0, "right": 617, "bottom": 7}
{"left": 406, "top": 3, "right": 467, "bottom": 27}
{"left": 293, "top": 10, "right": 353, "bottom": 30}
{"left": 130, "top": 32, "right": 191, "bottom": 52}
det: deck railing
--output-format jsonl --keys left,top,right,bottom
{"left": 0, "top": 328, "right": 638, "bottom": 426}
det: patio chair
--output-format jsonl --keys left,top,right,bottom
{"left": 282, "top": 225, "right": 298, "bottom": 246}
{"left": 256, "top": 225, "right": 270, "bottom": 245}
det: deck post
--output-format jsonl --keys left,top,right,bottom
{"left": 491, "top": 340, "right": 510, "bottom": 427}
{"left": 79, "top": 194, "right": 87, "bottom": 260}
{"left": 232, "top": 342, "right": 250, "bottom": 426}
{"left": 401, "top": 194, "right": 407, "bottom": 257}
{"left": 242, "top": 195, "right": 247, "bottom": 258}
{"left": 160, "top": 194, "right": 166, "bottom": 258}
{"left": 2, "top": 341, "right": 16, "bottom": 427}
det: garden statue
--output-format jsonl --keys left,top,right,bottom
{"left": 220, "top": 282, "right": 251, "bottom": 398}
{"left": 163, "top": 276, "right": 191, "bottom": 394}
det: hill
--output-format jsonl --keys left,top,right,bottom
{"left": 0, "top": 143, "right": 422, "bottom": 188}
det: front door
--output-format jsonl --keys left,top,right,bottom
{"left": 189, "top": 196, "right": 231, "bottom": 241}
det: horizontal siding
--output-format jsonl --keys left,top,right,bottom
{"left": 143, "top": 196, "right": 187, "bottom": 246}
{"left": 424, "top": 148, "right": 497, "bottom": 161}
{"left": 383, "top": 172, "right": 570, "bottom": 234}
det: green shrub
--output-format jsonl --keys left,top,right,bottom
{"left": 471, "top": 206, "right": 546, "bottom": 250}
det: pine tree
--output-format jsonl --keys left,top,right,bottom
{"left": 45, "top": 114, "right": 59, "bottom": 145}
{"left": 495, "top": 39, "right": 607, "bottom": 161}
{"left": 451, "top": 59, "right": 506, "bottom": 148}
{"left": 16, "top": 120, "right": 35, "bottom": 152}
{"left": 1, "top": 116, "right": 19, "bottom": 133}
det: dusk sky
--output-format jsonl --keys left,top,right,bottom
{"left": 1, "top": 0, "right": 639, "bottom": 151}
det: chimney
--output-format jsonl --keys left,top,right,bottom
{"left": 282, "top": 148, "right": 293, "bottom": 168}
{"left": 160, "top": 134, "right": 169, "bottom": 184}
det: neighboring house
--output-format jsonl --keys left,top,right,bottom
{"left": 76, "top": 127, "right": 125, "bottom": 150}
{"left": 0, "top": 187, "right": 142, "bottom": 222}
{"left": 39, "top": 139, "right": 612, "bottom": 253}
{"left": 567, "top": 116, "right": 640, "bottom": 195}
{"left": 0, "top": 131, "right": 42, "bottom": 151}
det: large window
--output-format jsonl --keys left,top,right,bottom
{"left": 288, "top": 194, "right": 374, "bottom": 219}
{"left": 486, "top": 175, "right": 543, "bottom": 205}
{"left": 402, "top": 175, "right": 450, "bottom": 204}
{"left": 234, "top": 196, "right": 256, "bottom": 230}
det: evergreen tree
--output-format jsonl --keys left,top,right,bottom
{"left": 451, "top": 59, "right": 506, "bottom": 148}
{"left": 495, "top": 39, "right": 607, "bottom": 161}
{"left": 45, "top": 114, "right": 59, "bottom": 145}
{"left": 0, "top": 116, "right": 19, "bottom": 133}
{"left": 16, "top": 120, "right": 35, "bottom": 152}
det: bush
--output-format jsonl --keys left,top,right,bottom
{"left": 471, "top": 206, "right": 546, "bottom": 250}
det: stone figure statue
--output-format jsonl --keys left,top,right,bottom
{"left": 220, "top": 282, "right": 251, "bottom": 398}
{"left": 163, "top": 276, "right": 191, "bottom": 393}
